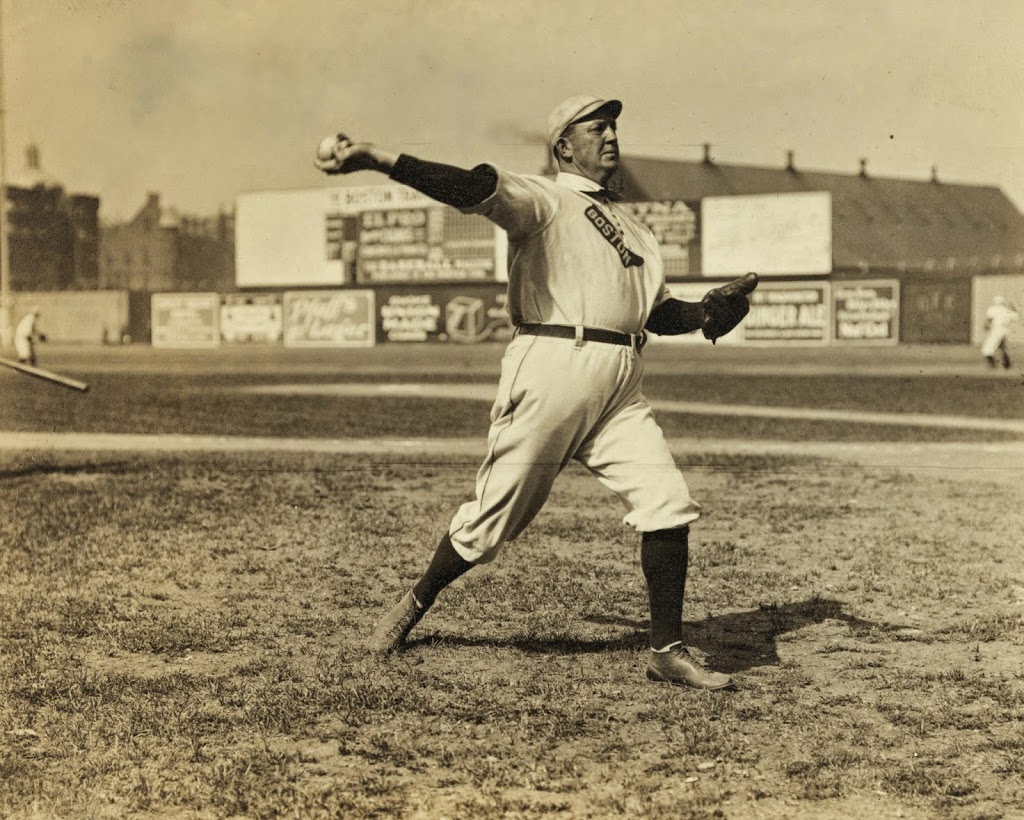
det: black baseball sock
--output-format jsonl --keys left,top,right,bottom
{"left": 641, "top": 527, "right": 689, "bottom": 651}
{"left": 411, "top": 533, "right": 475, "bottom": 610}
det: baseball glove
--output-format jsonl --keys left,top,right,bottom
{"left": 701, "top": 273, "right": 759, "bottom": 343}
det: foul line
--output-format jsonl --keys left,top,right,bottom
{"left": 239, "top": 382, "right": 1024, "bottom": 434}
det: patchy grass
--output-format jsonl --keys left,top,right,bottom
{"left": 1, "top": 447, "right": 1021, "bottom": 818}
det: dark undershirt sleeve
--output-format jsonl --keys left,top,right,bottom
{"left": 645, "top": 298, "right": 704, "bottom": 336}
{"left": 388, "top": 154, "right": 498, "bottom": 209}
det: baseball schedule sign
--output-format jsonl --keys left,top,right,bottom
{"left": 354, "top": 206, "right": 497, "bottom": 284}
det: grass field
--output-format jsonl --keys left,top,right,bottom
{"left": 1, "top": 343, "right": 1022, "bottom": 819}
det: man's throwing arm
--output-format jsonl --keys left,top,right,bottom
{"left": 314, "top": 133, "right": 496, "bottom": 209}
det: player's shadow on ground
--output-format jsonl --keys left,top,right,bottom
{"left": 419, "top": 597, "right": 882, "bottom": 675}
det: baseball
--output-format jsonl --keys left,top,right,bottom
{"left": 317, "top": 135, "right": 339, "bottom": 162}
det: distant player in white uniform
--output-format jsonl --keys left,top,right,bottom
{"left": 14, "top": 307, "right": 44, "bottom": 367}
{"left": 981, "top": 295, "right": 1019, "bottom": 369}
{"left": 315, "top": 95, "right": 756, "bottom": 689}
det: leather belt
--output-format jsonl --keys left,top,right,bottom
{"left": 517, "top": 323, "right": 647, "bottom": 351}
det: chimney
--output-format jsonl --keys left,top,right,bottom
{"left": 931, "top": 165, "right": 939, "bottom": 183}
{"left": 702, "top": 143, "right": 714, "bottom": 164}
{"left": 25, "top": 144, "right": 41, "bottom": 170}
{"left": 859, "top": 158, "right": 868, "bottom": 178}
{"left": 786, "top": 150, "right": 796, "bottom": 172}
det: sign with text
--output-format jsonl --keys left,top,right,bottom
{"left": 701, "top": 192, "right": 832, "bottom": 276}
{"left": 355, "top": 206, "right": 497, "bottom": 283}
{"left": 282, "top": 290, "right": 375, "bottom": 348}
{"left": 745, "top": 282, "right": 830, "bottom": 344}
{"left": 237, "top": 184, "right": 504, "bottom": 288}
{"left": 152, "top": 292, "right": 220, "bottom": 349}
{"left": 832, "top": 281, "right": 899, "bottom": 344}
{"left": 376, "top": 285, "right": 512, "bottom": 343}
{"left": 620, "top": 200, "right": 700, "bottom": 278}
{"left": 220, "top": 293, "right": 283, "bottom": 344}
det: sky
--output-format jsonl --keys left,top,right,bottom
{"left": 4, "top": 0, "right": 1023, "bottom": 221}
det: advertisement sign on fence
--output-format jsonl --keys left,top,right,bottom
{"left": 220, "top": 294, "right": 283, "bottom": 344}
{"left": 152, "top": 293, "right": 221, "bottom": 349}
{"left": 376, "top": 285, "right": 513, "bottom": 343}
{"left": 832, "top": 281, "right": 899, "bottom": 344}
{"left": 282, "top": 290, "right": 375, "bottom": 348}
{"left": 744, "top": 283, "right": 830, "bottom": 343}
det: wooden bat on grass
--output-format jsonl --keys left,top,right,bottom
{"left": 0, "top": 356, "right": 89, "bottom": 392}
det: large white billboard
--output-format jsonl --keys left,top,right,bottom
{"left": 701, "top": 191, "right": 832, "bottom": 276}
{"left": 236, "top": 184, "right": 505, "bottom": 288}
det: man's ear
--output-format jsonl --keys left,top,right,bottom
{"left": 555, "top": 136, "right": 573, "bottom": 163}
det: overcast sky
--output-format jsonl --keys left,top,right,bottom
{"left": 5, "top": 0, "right": 1023, "bottom": 220}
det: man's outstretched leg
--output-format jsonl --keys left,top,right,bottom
{"left": 640, "top": 527, "right": 734, "bottom": 690}
{"left": 369, "top": 533, "right": 475, "bottom": 655}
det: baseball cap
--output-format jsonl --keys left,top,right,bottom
{"left": 546, "top": 95, "right": 623, "bottom": 147}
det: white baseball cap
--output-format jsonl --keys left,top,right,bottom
{"left": 546, "top": 95, "right": 623, "bottom": 147}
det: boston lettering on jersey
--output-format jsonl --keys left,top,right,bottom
{"left": 583, "top": 204, "right": 644, "bottom": 268}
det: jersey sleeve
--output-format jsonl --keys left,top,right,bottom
{"left": 459, "top": 166, "right": 557, "bottom": 239}
{"left": 652, "top": 282, "right": 673, "bottom": 310}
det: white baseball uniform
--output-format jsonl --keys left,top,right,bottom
{"left": 981, "top": 300, "right": 1019, "bottom": 357}
{"left": 447, "top": 169, "right": 702, "bottom": 564}
{"left": 14, "top": 312, "right": 40, "bottom": 363}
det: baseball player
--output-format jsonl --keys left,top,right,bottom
{"left": 316, "top": 95, "right": 755, "bottom": 689}
{"left": 14, "top": 307, "right": 45, "bottom": 367}
{"left": 981, "top": 295, "right": 1019, "bottom": 369}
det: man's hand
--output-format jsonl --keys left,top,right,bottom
{"left": 314, "top": 133, "right": 394, "bottom": 175}
{"left": 701, "top": 273, "right": 759, "bottom": 344}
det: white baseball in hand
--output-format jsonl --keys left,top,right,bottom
{"left": 317, "top": 135, "right": 340, "bottom": 162}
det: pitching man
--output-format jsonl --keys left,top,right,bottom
{"left": 316, "top": 95, "right": 756, "bottom": 689}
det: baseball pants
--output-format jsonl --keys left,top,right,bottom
{"left": 448, "top": 332, "right": 702, "bottom": 563}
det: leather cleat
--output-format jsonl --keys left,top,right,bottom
{"left": 645, "top": 643, "right": 735, "bottom": 690}
{"left": 368, "top": 590, "right": 424, "bottom": 655}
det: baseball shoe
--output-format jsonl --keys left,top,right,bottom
{"left": 645, "top": 643, "right": 735, "bottom": 690}
{"left": 368, "top": 590, "right": 424, "bottom": 655}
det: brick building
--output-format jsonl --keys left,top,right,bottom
{"left": 5, "top": 145, "right": 99, "bottom": 291}
{"left": 100, "top": 192, "right": 235, "bottom": 293}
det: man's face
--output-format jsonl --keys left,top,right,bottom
{"left": 560, "top": 116, "right": 619, "bottom": 184}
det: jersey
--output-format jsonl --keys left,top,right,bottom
{"left": 462, "top": 169, "right": 672, "bottom": 334}
{"left": 447, "top": 168, "right": 701, "bottom": 564}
